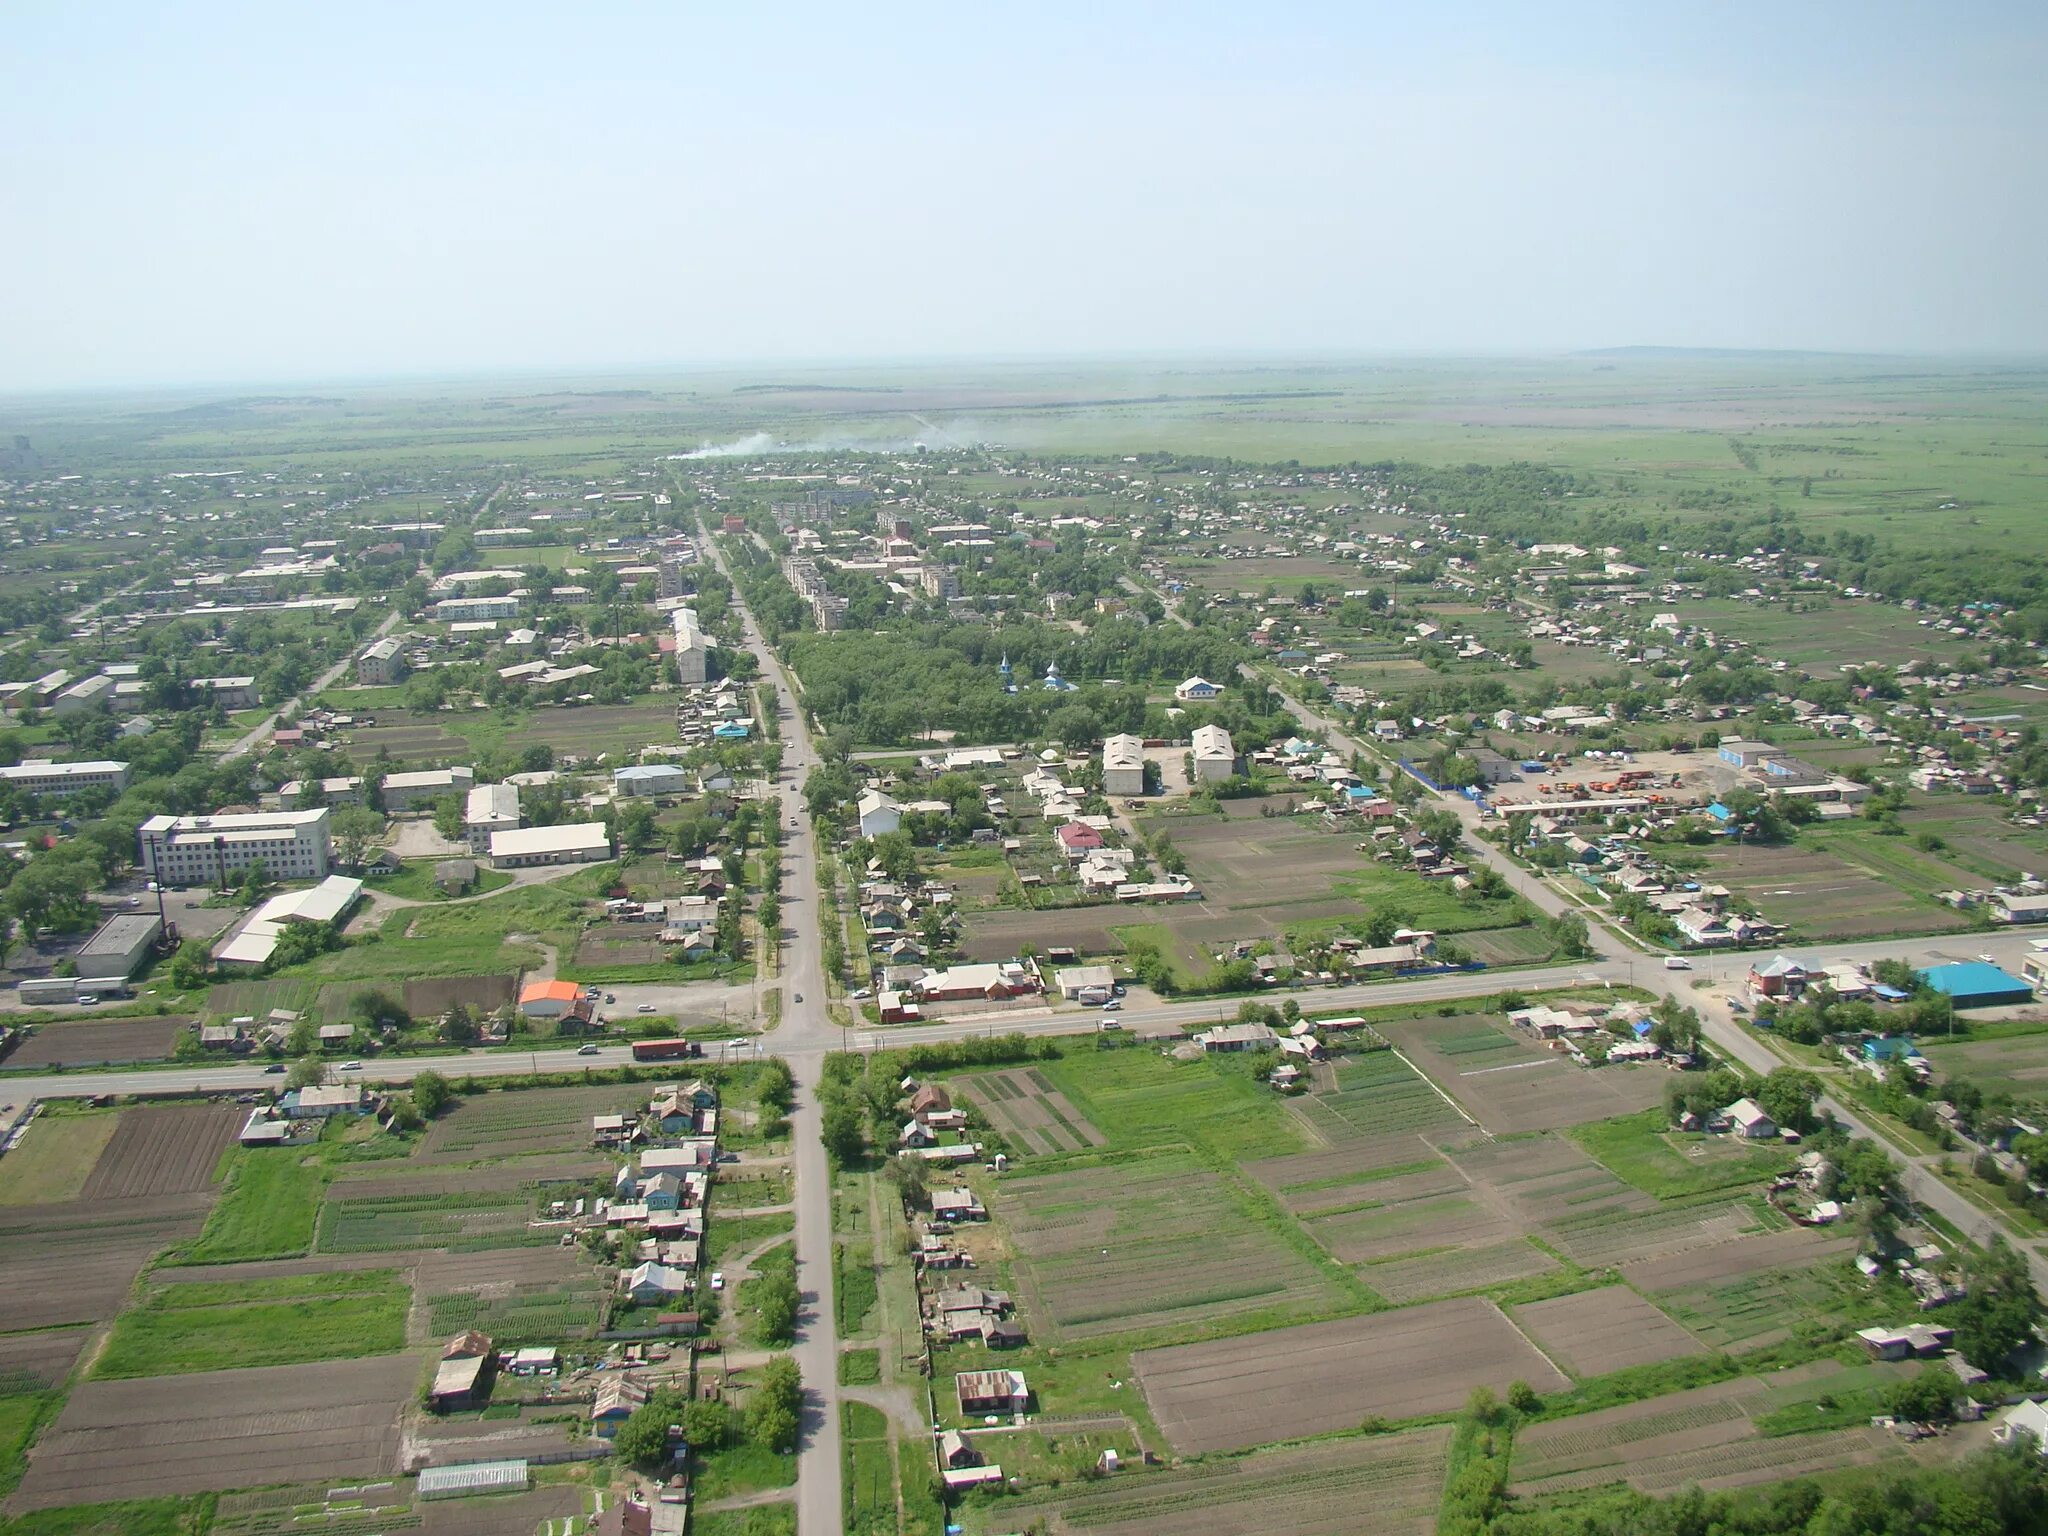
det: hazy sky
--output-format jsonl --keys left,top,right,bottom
{"left": 5, "top": 2, "right": 2046, "bottom": 389}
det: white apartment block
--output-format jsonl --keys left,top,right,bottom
{"left": 139, "top": 808, "right": 333, "bottom": 887}
{"left": 673, "top": 607, "right": 709, "bottom": 685}
{"left": 464, "top": 782, "right": 522, "bottom": 854}
{"left": 436, "top": 596, "right": 521, "bottom": 622}
{"left": 0, "top": 759, "right": 132, "bottom": 797}
{"left": 381, "top": 766, "right": 477, "bottom": 813}
{"left": 357, "top": 635, "right": 406, "bottom": 685}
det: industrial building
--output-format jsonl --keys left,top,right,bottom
{"left": 1101, "top": 734, "right": 1145, "bottom": 797}
{"left": 489, "top": 822, "right": 612, "bottom": 869}
{"left": 672, "top": 607, "right": 709, "bottom": 685}
{"left": 73, "top": 913, "right": 165, "bottom": 984}
{"left": 1917, "top": 961, "right": 2034, "bottom": 1010}
{"left": 212, "top": 875, "right": 364, "bottom": 969}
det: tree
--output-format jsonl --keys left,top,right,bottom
{"left": 1886, "top": 1367, "right": 1959, "bottom": 1425}
{"left": 748, "top": 1355, "right": 801, "bottom": 1452}
{"left": 1949, "top": 1237, "right": 2040, "bottom": 1371}
{"left": 413, "top": 1069, "right": 453, "bottom": 1118}
{"left": 331, "top": 806, "right": 385, "bottom": 870}
{"left": 285, "top": 1055, "right": 329, "bottom": 1090}
{"left": 753, "top": 1264, "right": 799, "bottom": 1345}
{"left": 615, "top": 1388, "right": 688, "bottom": 1468}
{"left": 617, "top": 801, "right": 658, "bottom": 853}
{"left": 821, "top": 1100, "right": 866, "bottom": 1168}
{"left": 678, "top": 1399, "right": 731, "bottom": 1454}
{"left": 1756, "top": 1067, "right": 1823, "bottom": 1135}
{"left": 167, "top": 937, "right": 212, "bottom": 992}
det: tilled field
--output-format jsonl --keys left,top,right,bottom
{"left": 330, "top": 1154, "right": 606, "bottom": 1199}
{"left": 1377, "top": 1017, "right": 1667, "bottom": 1134}
{"left": 12, "top": 1352, "right": 418, "bottom": 1508}
{"left": 1512, "top": 1286, "right": 1705, "bottom": 1377}
{"left": 1245, "top": 1136, "right": 1448, "bottom": 1214}
{"left": 2, "top": 1016, "right": 185, "bottom": 1068}
{"left": 421, "top": 1084, "right": 651, "bottom": 1158}
{"left": 1366, "top": 1237, "right": 1558, "bottom": 1304}
{"left": 959, "top": 1067, "right": 1105, "bottom": 1155}
{"left": 0, "top": 1327, "right": 89, "bottom": 1391}
{"left": 1033, "top": 1424, "right": 1452, "bottom": 1536}
{"left": 1541, "top": 1196, "right": 1770, "bottom": 1269}
{"left": 0, "top": 1193, "right": 214, "bottom": 1330}
{"left": 79, "top": 1102, "right": 242, "bottom": 1200}
{"left": 1309, "top": 1191, "right": 1513, "bottom": 1265}
{"left": 996, "top": 1155, "right": 1343, "bottom": 1341}
{"left": 1621, "top": 1228, "right": 1855, "bottom": 1293}
{"left": 1135, "top": 1295, "right": 1566, "bottom": 1454}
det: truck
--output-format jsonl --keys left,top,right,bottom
{"left": 631, "top": 1038, "right": 702, "bottom": 1062}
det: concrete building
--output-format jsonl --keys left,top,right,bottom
{"left": 191, "top": 676, "right": 260, "bottom": 709}
{"left": 0, "top": 758, "right": 131, "bottom": 798}
{"left": 1190, "top": 724, "right": 1237, "bottom": 782}
{"left": 464, "top": 783, "right": 522, "bottom": 854}
{"left": 357, "top": 635, "right": 407, "bottom": 685}
{"left": 490, "top": 822, "right": 612, "bottom": 869}
{"left": 381, "top": 766, "right": 476, "bottom": 813}
{"left": 52, "top": 674, "right": 115, "bottom": 715}
{"left": 139, "top": 808, "right": 333, "bottom": 887}
{"left": 614, "top": 763, "right": 692, "bottom": 798}
{"left": 212, "top": 875, "right": 364, "bottom": 968}
{"left": 1174, "top": 676, "right": 1222, "bottom": 702}
{"left": 672, "top": 607, "right": 709, "bottom": 686}
{"left": 1101, "top": 734, "right": 1146, "bottom": 797}
{"left": 74, "top": 913, "right": 164, "bottom": 984}
{"left": 857, "top": 790, "right": 902, "bottom": 839}
{"left": 436, "top": 596, "right": 520, "bottom": 623}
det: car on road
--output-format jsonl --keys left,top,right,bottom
{"left": 76, "top": 995, "right": 99, "bottom": 1006}
{"left": 793, "top": 992, "right": 802, "bottom": 1003}
{"left": 263, "top": 1063, "right": 286, "bottom": 1074}
{"left": 339, "top": 1060, "right": 362, "bottom": 1071}
{"left": 1663, "top": 957, "right": 1691, "bottom": 970}
{"left": 1099, "top": 1018, "right": 1123, "bottom": 1031}
{"left": 727, "top": 1038, "right": 749, "bottom": 1051}
{"left": 636, "top": 1003, "right": 657, "bottom": 1014}
{"left": 577, "top": 1043, "right": 601, "bottom": 1056}
{"left": 710, "top": 1272, "right": 725, "bottom": 1290}
{"left": 604, "top": 993, "right": 616, "bottom": 1004}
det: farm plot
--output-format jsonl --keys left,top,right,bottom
{"left": 1306, "top": 1183, "right": 1509, "bottom": 1265}
{"left": 1916, "top": 1032, "right": 2048, "bottom": 1104}
{"left": 958, "top": 1067, "right": 1105, "bottom": 1156}
{"left": 1511, "top": 1286, "right": 1705, "bottom": 1377}
{"left": 1445, "top": 1134, "right": 1655, "bottom": 1226}
{"left": 319, "top": 1187, "right": 554, "bottom": 1253}
{"left": 1292, "top": 1050, "right": 1468, "bottom": 1144}
{"left": 1365, "top": 1238, "right": 1560, "bottom": 1304}
{"left": 1541, "top": 1196, "right": 1773, "bottom": 1269}
{"left": 575, "top": 922, "right": 666, "bottom": 969}
{"left": 1377, "top": 1016, "right": 1667, "bottom": 1134}
{"left": 0, "top": 1194, "right": 215, "bottom": 1330}
{"left": 421, "top": 1083, "right": 651, "bottom": 1158}
{"left": 403, "top": 973, "right": 517, "bottom": 1019}
{"left": 1028, "top": 1424, "right": 1451, "bottom": 1536}
{"left": 1629, "top": 1235, "right": 1865, "bottom": 1352}
{"left": 80, "top": 1102, "right": 242, "bottom": 1200}
{"left": 94, "top": 1269, "right": 409, "bottom": 1378}
{"left": 0, "top": 1111, "right": 120, "bottom": 1205}
{"left": 419, "top": 1246, "right": 608, "bottom": 1343}
{"left": 0, "top": 1327, "right": 89, "bottom": 1392}
{"left": 1688, "top": 842, "right": 1969, "bottom": 942}
{"left": 1244, "top": 1138, "right": 1453, "bottom": 1216}
{"left": 330, "top": 1154, "right": 605, "bottom": 1199}
{"left": 1135, "top": 1295, "right": 1567, "bottom": 1453}
{"left": 1510, "top": 1375, "right": 1905, "bottom": 1498}
{"left": 993, "top": 1154, "right": 1345, "bottom": 1342}
{"left": 12, "top": 1353, "right": 417, "bottom": 1508}
{"left": 2, "top": 1015, "right": 185, "bottom": 1068}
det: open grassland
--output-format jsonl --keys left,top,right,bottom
{"left": 94, "top": 1269, "right": 408, "bottom": 1378}
{"left": 1134, "top": 1294, "right": 1565, "bottom": 1453}
{"left": 993, "top": 1152, "right": 1348, "bottom": 1342}
{"left": 0, "top": 1112, "right": 120, "bottom": 1206}
{"left": 1572, "top": 1110, "right": 1799, "bottom": 1200}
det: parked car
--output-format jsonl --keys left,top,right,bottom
{"left": 1100, "top": 998, "right": 1122, "bottom": 1011}
{"left": 604, "top": 993, "right": 616, "bottom": 1004}
{"left": 793, "top": 992, "right": 803, "bottom": 1003}
{"left": 75, "top": 995, "right": 99, "bottom": 1006}
{"left": 710, "top": 1272, "right": 725, "bottom": 1291}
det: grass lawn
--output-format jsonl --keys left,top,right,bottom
{"left": 691, "top": 1507, "right": 796, "bottom": 1536}
{"left": 694, "top": 1439, "right": 797, "bottom": 1503}
{"left": 93, "top": 1270, "right": 407, "bottom": 1379}
{"left": 708, "top": 1213, "right": 797, "bottom": 1270}
{"left": 0, "top": 1496, "right": 213, "bottom": 1536}
{"left": 0, "top": 1111, "right": 119, "bottom": 1207}
{"left": 364, "top": 860, "right": 514, "bottom": 903}
{"left": 0, "top": 1391, "right": 55, "bottom": 1502}
{"left": 1572, "top": 1110, "right": 1798, "bottom": 1199}
{"left": 838, "top": 1348, "right": 881, "bottom": 1386}
{"left": 181, "top": 1150, "right": 329, "bottom": 1263}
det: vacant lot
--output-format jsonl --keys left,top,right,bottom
{"left": 958, "top": 1067, "right": 1105, "bottom": 1156}
{"left": 1377, "top": 1016, "right": 1667, "bottom": 1134}
{"left": 1512, "top": 1286, "right": 1705, "bottom": 1377}
{"left": 575, "top": 922, "right": 666, "bottom": 968}
{"left": 80, "top": 1103, "right": 242, "bottom": 1200}
{"left": 995, "top": 1153, "right": 1345, "bottom": 1342}
{"left": 403, "top": 973, "right": 517, "bottom": 1019}
{"left": 1135, "top": 1295, "right": 1566, "bottom": 1453}
{"left": 0, "top": 1194, "right": 216, "bottom": 1329}
{"left": 0, "top": 1111, "right": 121, "bottom": 1205}
{"left": 1916, "top": 1031, "right": 2048, "bottom": 1104}
{"left": 185, "top": 1150, "right": 327, "bottom": 1263}
{"left": 1627, "top": 1233, "right": 1866, "bottom": 1352}
{"left": 1023, "top": 1424, "right": 1451, "bottom": 1536}
{"left": 13, "top": 1353, "right": 417, "bottom": 1508}
{"left": 2, "top": 1015, "right": 185, "bottom": 1068}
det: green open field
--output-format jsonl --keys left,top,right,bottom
{"left": 0, "top": 1113, "right": 120, "bottom": 1207}
{"left": 93, "top": 1270, "right": 407, "bottom": 1378}
{"left": 182, "top": 1151, "right": 328, "bottom": 1263}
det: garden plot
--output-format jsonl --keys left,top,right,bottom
{"left": 79, "top": 1102, "right": 242, "bottom": 1200}
{"left": 993, "top": 1154, "right": 1344, "bottom": 1342}
{"left": 1364, "top": 1238, "right": 1559, "bottom": 1304}
{"left": 1377, "top": 1016, "right": 1667, "bottom": 1134}
{"left": 1308, "top": 1187, "right": 1511, "bottom": 1265}
{"left": 1136, "top": 1295, "right": 1566, "bottom": 1454}
{"left": 1510, "top": 1375, "right": 1905, "bottom": 1498}
{"left": 417, "top": 1245, "right": 608, "bottom": 1343}
{"left": 958, "top": 1067, "right": 1105, "bottom": 1156}
{"left": 576, "top": 922, "right": 666, "bottom": 968}
{"left": 1630, "top": 1235, "right": 1866, "bottom": 1353}
{"left": 1511, "top": 1286, "right": 1705, "bottom": 1377}
{"left": 420, "top": 1084, "right": 653, "bottom": 1158}
{"left": 1688, "top": 842, "right": 1969, "bottom": 943}
{"left": 1244, "top": 1137, "right": 1453, "bottom": 1216}
{"left": 12, "top": 1352, "right": 417, "bottom": 1508}
{"left": 0, "top": 1194, "right": 215, "bottom": 1330}
{"left": 0, "top": 1327, "right": 88, "bottom": 1391}
{"left": 330, "top": 1154, "right": 605, "bottom": 1199}
{"left": 1, "top": 1015, "right": 185, "bottom": 1068}
{"left": 1447, "top": 1136, "right": 1655, "bottom": 1226}
{"left": 1292, "top": 1050, "right": 1468, "bottom": 1144}
{"left": 1029, "top": 1424, "right": 1451, "bottom": 1536}
{"left": 318, "top": 1187, "right": 554, "bottom": 1254}
{"left": 1916, "top": 1031, "right": 2048, "bottom": 1104}
{"left": 1540, "top": 1196, "right": 1772, "bottom": 1269}
{"left": 403, "top": 973, "right": 517, "bottom": 1019}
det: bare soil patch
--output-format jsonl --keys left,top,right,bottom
{"left": 1513, "top": 1286, "right": 1706, "bottom": 1377}
{"left": 1378, "top": 1017, "right": 1666, "bottom": 1134}
{"left": 1621, "top": 1228, "right": 1856, "bottom": 1293}
{"left": 12, "top": 1352, "right": 418, "bottom": 1508}
{"left": 403, "top": 973, "right": 516, "bottom": 1019}
{"left": 80, "top": 1102, "right": 242, "bottom": 1200}
{"left": 0, "top": 1193, "right": 214, "bottom": 1330}
{"left": 3, "top": 1016, "right": 185, "bottom": 1068}
{"left": 1135, "top": 1295, "right": 1567, "bottom": 1453}
{"left": 0, "top": 1328, "right": 89, "bottom": 1391}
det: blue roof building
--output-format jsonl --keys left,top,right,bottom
{"left": 1862, "top": 1035, "right": 1920, "bottom": 1063}
{"left": 1917, "top": 962, "right": 2033, "bottom": 1009}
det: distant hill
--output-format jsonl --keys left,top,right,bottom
{"left": 1575, "top": 345, "right": 1882, "bottom": 361}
